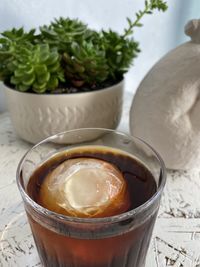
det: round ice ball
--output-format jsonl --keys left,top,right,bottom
{"left": 39, "top": 158, "right": 130, "bottom": 218}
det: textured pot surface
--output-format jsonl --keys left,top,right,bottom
{"left": 5, "top": 81, "right": 123, "bottom": 144}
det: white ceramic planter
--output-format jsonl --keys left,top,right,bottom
{"left": 4, "top": 81, "right": 123, "bottom": 144}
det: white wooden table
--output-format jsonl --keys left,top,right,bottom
{"left": 0, "top": 93, "right": 200, "bottom": 267}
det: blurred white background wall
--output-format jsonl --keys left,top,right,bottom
{"left": 0, "top": 0, "right": 199, "bottom": 112}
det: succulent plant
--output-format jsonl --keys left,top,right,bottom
{"left": 100, "top": 30, "right": 140, "bottom": 81}
{"left": 1, "top": 27, "right": 36, "bottom": 44}
{"left": 0, "top": 28, "right": 36, "bottom": 81}
{"left": 39, "top": 18, "right": 108, "bottom": 87}
{"left": 10, "top": 44, "right": 64, "bottom": 93}
{"left": 63, "top": 41, "right": 109, "bottom": 87}
{"left": 0, "top": 0, "right": 167, "bottom": 93}
{"left": 39, "top": 17, "right": 94, "bottom": 51}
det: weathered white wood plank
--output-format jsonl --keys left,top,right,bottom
{"left": 148, "top": 219, "right": 200, "bottom": 267}
{"left": 159, "top": 170, "right": 200, "bottom": 219}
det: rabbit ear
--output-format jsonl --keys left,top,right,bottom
{"left": 185, "top": 19, "right": 200, "bottom": 43}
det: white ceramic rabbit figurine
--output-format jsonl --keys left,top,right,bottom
{"left": 130, "top": 19, "right": 200, "bottom": 169}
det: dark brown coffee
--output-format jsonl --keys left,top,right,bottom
{"left": 26, "top": 146, "right": 157, "bottom": 267}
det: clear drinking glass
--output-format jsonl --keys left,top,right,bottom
{"left": 17, "top": 128, "right": 166, "bottom": 267}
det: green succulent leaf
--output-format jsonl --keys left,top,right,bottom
{"left": 1, "top": 28, "right": 36, "bottom": 44}
{"left": 14, "top": 69, "right": 24, "bottom": 78}
{"left": 10, "top": 76, "right": 20, "bottom": 85}
{"left": 47, "top": 76, "right": 59, "bottom": 89}
{"left": 17, "top": 83, "right": 30, "bottom": 92}
{"left": 35, "top": 64, "right": 48, "bottom": 75}
{"left": 45, "top": 51, "right": 59, "bottom": 65}
{"left": 37, "top": 71, "right": 50, "bottom": 85}
{"left": 32, "top": 82, "right": 47, "bottom": 93}
{"left": 22, "top": 73, "right": 36, "bottom": 85}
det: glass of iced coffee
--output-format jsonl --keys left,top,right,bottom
{"left": 17, "top": 128, "right": 166, "bottom": 267}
